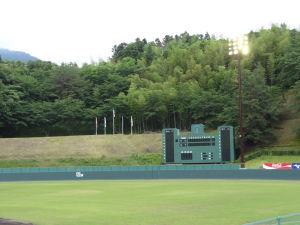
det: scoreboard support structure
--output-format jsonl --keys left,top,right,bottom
{"left": 162, "top": 124, "right": 235, "bottom": 164}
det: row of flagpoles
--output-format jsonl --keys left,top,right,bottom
{"left": 95, "top": 109, "right": 133, "bottom": 135}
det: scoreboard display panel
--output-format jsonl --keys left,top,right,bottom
{"left": 162, "top": 124, "right": 234, "bottom": 164}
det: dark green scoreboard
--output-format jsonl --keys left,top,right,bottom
{"left": 162, "top": 124, "right": 234, "bottom": 164}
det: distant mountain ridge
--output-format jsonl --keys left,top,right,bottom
{"left": 0, "top": 48, "right": 39, "bottom": 62}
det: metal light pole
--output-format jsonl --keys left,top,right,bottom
{"left": 237, "top": 53, "right": 245, "bottom": 168}
{"left": 229, "top": 35, "right": 249, "bottom": 168}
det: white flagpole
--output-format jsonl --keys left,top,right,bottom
{"left": 95, "top": 117, "right": 98, "bottom": 135}
{"left": 104, "top": 117, "right": 106, "bottom": 135}
{"left": 122, "top": 116, "right": 124, "bottom": 135}
{"left": 131, "top": 116, "right": 133, "bottom": 136}
{"left": 113, "top": 109, "right": 115, "bottom": 135}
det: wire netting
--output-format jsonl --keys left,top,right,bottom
{"left": 244, "top": 213, "right": 300, "bottom": 225}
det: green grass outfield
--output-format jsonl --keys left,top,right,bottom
{"left": 0, "top": 180, "right": 299, "bottom": 225}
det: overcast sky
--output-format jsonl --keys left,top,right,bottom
{"left": 1, "top": 0, "right": 299, "bottom": 64}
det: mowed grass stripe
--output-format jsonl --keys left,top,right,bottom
{"left": 0, "top": 180, "right": 299, "bottom": 225}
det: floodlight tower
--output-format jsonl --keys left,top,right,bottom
{"left": 228, "top": 35, "right": 249, "bottom": 168}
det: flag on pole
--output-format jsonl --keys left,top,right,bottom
{"left": 130, "top": 115, "right": 133, "bottom": 136}
{"left": 112, "top": 109, "right": 115, "bottom": 135}
{"left": 95, "top": 117, "right": 98, "bottom": 135}
{"left": 104, "top": 117, "right": 106, "bottom": 128}
{"left": 121, "top": 116, "right": 124, "bottom": 135}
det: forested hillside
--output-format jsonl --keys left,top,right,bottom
{"left": 0, "top": 24, "right": 299, "bottom": 145}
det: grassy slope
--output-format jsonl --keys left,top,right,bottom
{"left": 0, "top": 134, "right": 162, "bottom": 168}
{"left": 0, "top": 134, "right": 161, "bottom": 158}
{"left": 0, "top": 180, "right": 300, "bottom": 225}
{"left": 269, "top": 92, "right": 300, "bottom": 149}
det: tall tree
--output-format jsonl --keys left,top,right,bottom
{"left": 278, "top": 29, "right": 300, "bottom": 89}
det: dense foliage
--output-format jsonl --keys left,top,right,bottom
{"left": 0, "top": 24, "right": 299, "bottom": 145}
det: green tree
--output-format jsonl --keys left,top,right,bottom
{"left": 278, "top": 30, "right": 300, "bottom": 89}
{"left": 242, "top": 66, "right": 281, "bottom": 144}
{"left": 112, "top": 38, "right": 147, "bottom": 61}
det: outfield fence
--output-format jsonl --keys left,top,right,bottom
{"left": 0, "top": 165, "right": 300, "bottom": 181}
{"left": 0, "top": 164, "right": 239, "bottom": 173}
{"left": 243, "top": 213, "right": 300, "bottom": 225}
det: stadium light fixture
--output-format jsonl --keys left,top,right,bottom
{"left": 228, "top": 34, "right": 249, "bottom": 56}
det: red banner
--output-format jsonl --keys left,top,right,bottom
{"left": 263, "top": 163, "right": 291, "bottom": 170}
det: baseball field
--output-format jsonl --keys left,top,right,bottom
{"left": 0, "top": 179, "right": 299, "bottom": 225}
